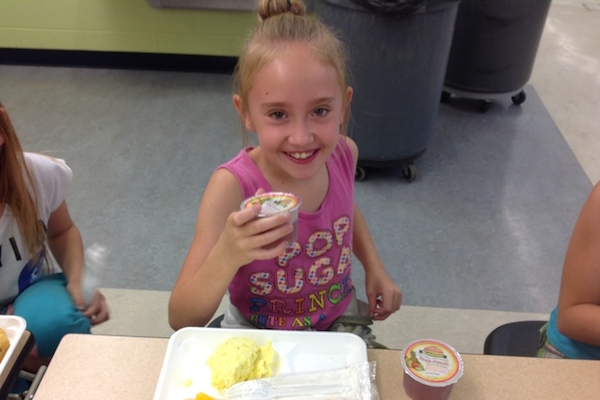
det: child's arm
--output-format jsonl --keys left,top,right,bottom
{"left": 344, "top": 136, "right": 402, "bottom": 320}
{"left": 352, "top": 204, "right": 402, "bottom": 320}
{"left": 556, "top": 182, "right": 600, "bottom": 346}
{"left": 169, "top": 169, "right": 293, "bottom": 330}
{"left": 46, "top": 200, "right": 109, "bottom": 324}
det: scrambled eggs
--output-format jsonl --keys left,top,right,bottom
{"left": 206, "top": 337, "right": 276, "bottom": 390}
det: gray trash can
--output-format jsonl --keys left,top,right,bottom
{"left": 315, "top": 0, "right": 461, "bottom": 181}
{"left": 442, "top": 0, "right": 552, "bottom": 112}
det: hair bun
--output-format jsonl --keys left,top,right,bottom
{"left": 257, "top": 0, "right": 306, "bottom": 21}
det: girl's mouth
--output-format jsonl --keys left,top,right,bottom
{"left": 287, "top": 150, "right": 316, "bottom": 160}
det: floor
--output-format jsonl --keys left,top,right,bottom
{"left": 1, "top": 0, "right": 599, "bottom": 355}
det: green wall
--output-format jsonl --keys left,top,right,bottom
{"left": 0, "top": 0, "right": 257, "bottom": 56}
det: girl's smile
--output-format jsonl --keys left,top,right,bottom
{"left": 285, "top": 149, "right": 318, "bottom": 162}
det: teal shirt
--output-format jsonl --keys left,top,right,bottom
{"left": 547, "top": 308, "right": 600, "bottom": 359}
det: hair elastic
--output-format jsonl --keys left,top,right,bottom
{"left": 287, "top": 0, "right": 292, "bottom": 9}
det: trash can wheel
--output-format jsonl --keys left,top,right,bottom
{"left": 402, "top": 163, "right": 417, "bottom": 182}
{"left": 441, "top": 91, "right": 452, "bottom": 103}
{"left": 511, "top": 90, "right": 526, "bottom": 105}
{"left": 355, "top": 165, "right": 369, "bottom": 182}
{"left": 480, "top": 100, "right": 493, "bottom": 113}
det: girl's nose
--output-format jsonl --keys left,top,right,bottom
{"left": 288, "top": 120, "right": 312, "bottom": 145}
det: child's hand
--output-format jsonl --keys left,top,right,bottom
{"left": 365, "top": 269, "right": 402, "bottom": 321}
{"left": 67, "top": 283, "right": 110, "bottom": 325}
{"left": 80, "top": 290, "right": 110, "bottom": 325}
{"left": 219, "top": 203, "right": 294, "bottom": 268}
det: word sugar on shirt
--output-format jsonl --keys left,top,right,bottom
{"left": 247, "top": 215, "right": 353, "bottom": 328}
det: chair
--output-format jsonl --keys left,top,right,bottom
{"left": 483, "top": 320, "right": 547, "bottom": 357}
{"left": 207, "top": 314, "right": 224, "bottom": 328}
{"left": 7, "top": 367, "right": 47, "bottom": 400}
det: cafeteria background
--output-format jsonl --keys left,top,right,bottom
{"left": 0, "top": 0, "right": 599, "bottom": 353}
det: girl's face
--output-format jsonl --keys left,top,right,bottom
{"left": 236, "top": 45, "right": 352, "bottom": 184}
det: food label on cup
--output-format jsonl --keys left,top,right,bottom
{"left": 259, "top": 199, "right": 290, "bottom": 214}
{"left": 242, "top": 193, "right": 300, "bottom": 217}
{"left": 401, "top": 339, "right": 463, "bottom": 386}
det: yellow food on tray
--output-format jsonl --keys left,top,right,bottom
{"left": 0, "top": 328, "right": 10, "bottom": 363}
{"left": 194, "top": 393, "right": 215, "bottom": 400}
{"left": 206, "top": 337, "right": 276, "bottom": 390}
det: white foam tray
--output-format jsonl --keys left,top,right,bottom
{"left": 0, "top": 315, "right": 27, "bottom": 376}
{"left": 153, "top": 327, "right": 367, "bottom": 400}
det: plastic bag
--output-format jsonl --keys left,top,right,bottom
{"left": 223, "top": 361, "right": 379, "bottom": 400}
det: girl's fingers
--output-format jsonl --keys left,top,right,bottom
{"left": 231, "top": 204, "right": 262, "bottom": 226}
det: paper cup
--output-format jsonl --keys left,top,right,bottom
{"left": 241, "top": 192, "right": 301, "bottom": 243}
{"left": 401, "top": 339, "right": 464, "bottom": 400}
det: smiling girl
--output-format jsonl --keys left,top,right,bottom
{"left": 169, "top": 0, "right": 401, "bottom": 347}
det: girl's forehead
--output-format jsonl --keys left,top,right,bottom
{"left": 243, "top": 43, "right": 345, "bottom": 101}
{"left": 273, "top": 42, "right": 322, "bottom": 62}
{"left": 260, "top": 46, "right": 335, "bottom": 79}
{"left": 255, "top": 54, "right": 339, "bottom": 91}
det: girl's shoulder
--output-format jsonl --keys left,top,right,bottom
{"left": 582, "top": 182, "right": 600, "bottom": 215}
{"left": 590, "top": 181, "right": 600, "bottom": 201}
{"left": 216, "top": 147, "right": 270, "bottom": 199}
{"left": 24, "top": 153, "right": 73, "bottom": 210}
{"left": 24, "top": 152, "right": 72, "bottom": 178}
{"left": 335, "top": 137, "right": 358, "bottom": 168}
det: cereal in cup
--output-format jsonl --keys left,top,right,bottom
{"left": 241, "top": 192, "right": 301, "bottom": 243}
{"left": 401, "top": 339, "right": 464, "bottom": 400}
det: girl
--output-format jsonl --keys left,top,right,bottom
{"left": 538, "top": 181, "right": 600, "bottom": 359}
{"left": 0, "top": 101, "right": 109, "bottom": 378}
{"left": 169, "top": 0, "right": 401, "bottom": 347}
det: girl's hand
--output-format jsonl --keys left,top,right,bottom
{"left": 218, "top": 203, "right": 293, "bottom": 269}
{"left": 80, "top": 290, "right": 110, "bottom": 325}
{"left": 67, "top": 282, "right": 110, "bottom": 325}
{"left": 365, "top": 268, "right": 402, "bottom": 321}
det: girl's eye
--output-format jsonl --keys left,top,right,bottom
{"left": 270, "top": 111, "right": 286, "bottom": 119}
{"left": 314, "top": 108, "right": 329, "bottom": 117}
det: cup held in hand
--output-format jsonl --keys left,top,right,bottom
{"left": 241, "top": 192, "right": 301, "bottom": 243}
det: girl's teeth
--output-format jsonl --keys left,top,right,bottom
{"left": 290, "top": 152, "right": 313, "bottom": 159}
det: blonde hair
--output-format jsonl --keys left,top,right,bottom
{"left": 234, "top": 0, "right": 351, "bottom": 143}
{"left": 0, "top": 102, "right": 46, "bottom": 263}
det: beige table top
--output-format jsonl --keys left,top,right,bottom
{"left": 34, "top": 334, "right": 600, "bottom": 400}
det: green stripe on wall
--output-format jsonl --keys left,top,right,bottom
{"left": 0, "top": 0, "right": 256, "bottom": 56}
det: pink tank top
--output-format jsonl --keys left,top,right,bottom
{"left": 218, "top": 138, "right": 355, "bottom": 330}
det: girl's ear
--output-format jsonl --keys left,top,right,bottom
{"left": 343, "top": 86, "right": 353, "bottom": 122}
{"left": 345, "top": 86, "right": 353, "bottom": 109}
{"left": 233, "top": 94, "right": 256, "bottom": 132}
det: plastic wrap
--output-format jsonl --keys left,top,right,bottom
{"left": 222, "top": 361, "right": 378, "bottom": 400}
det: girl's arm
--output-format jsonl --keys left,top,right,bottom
{"left": 46, "top": 200, "right": 109, "bottom": 324}
{"left": 168, "top": 169, "right": 293, "bottom": 330}
{"left": 556, "top": 182, "right": 600, "bottom": 346}
{"left": 344, "top": 136, "right": 402, "bottom": 320}
{"left": 352, "top": 204, "right": 402, "bottom": 320}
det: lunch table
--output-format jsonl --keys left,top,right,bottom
{"left": 33, "top": 334, "right": 600, "bottom": 399}
{"left": 0, "top": 330, "right": 34, "bottom": 400}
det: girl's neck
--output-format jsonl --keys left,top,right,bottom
{"left": 249, "top": 148, "right": 329, "bottom": 213}
{"left": 272, "top": 173, "right": 329, "bottom": 213}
